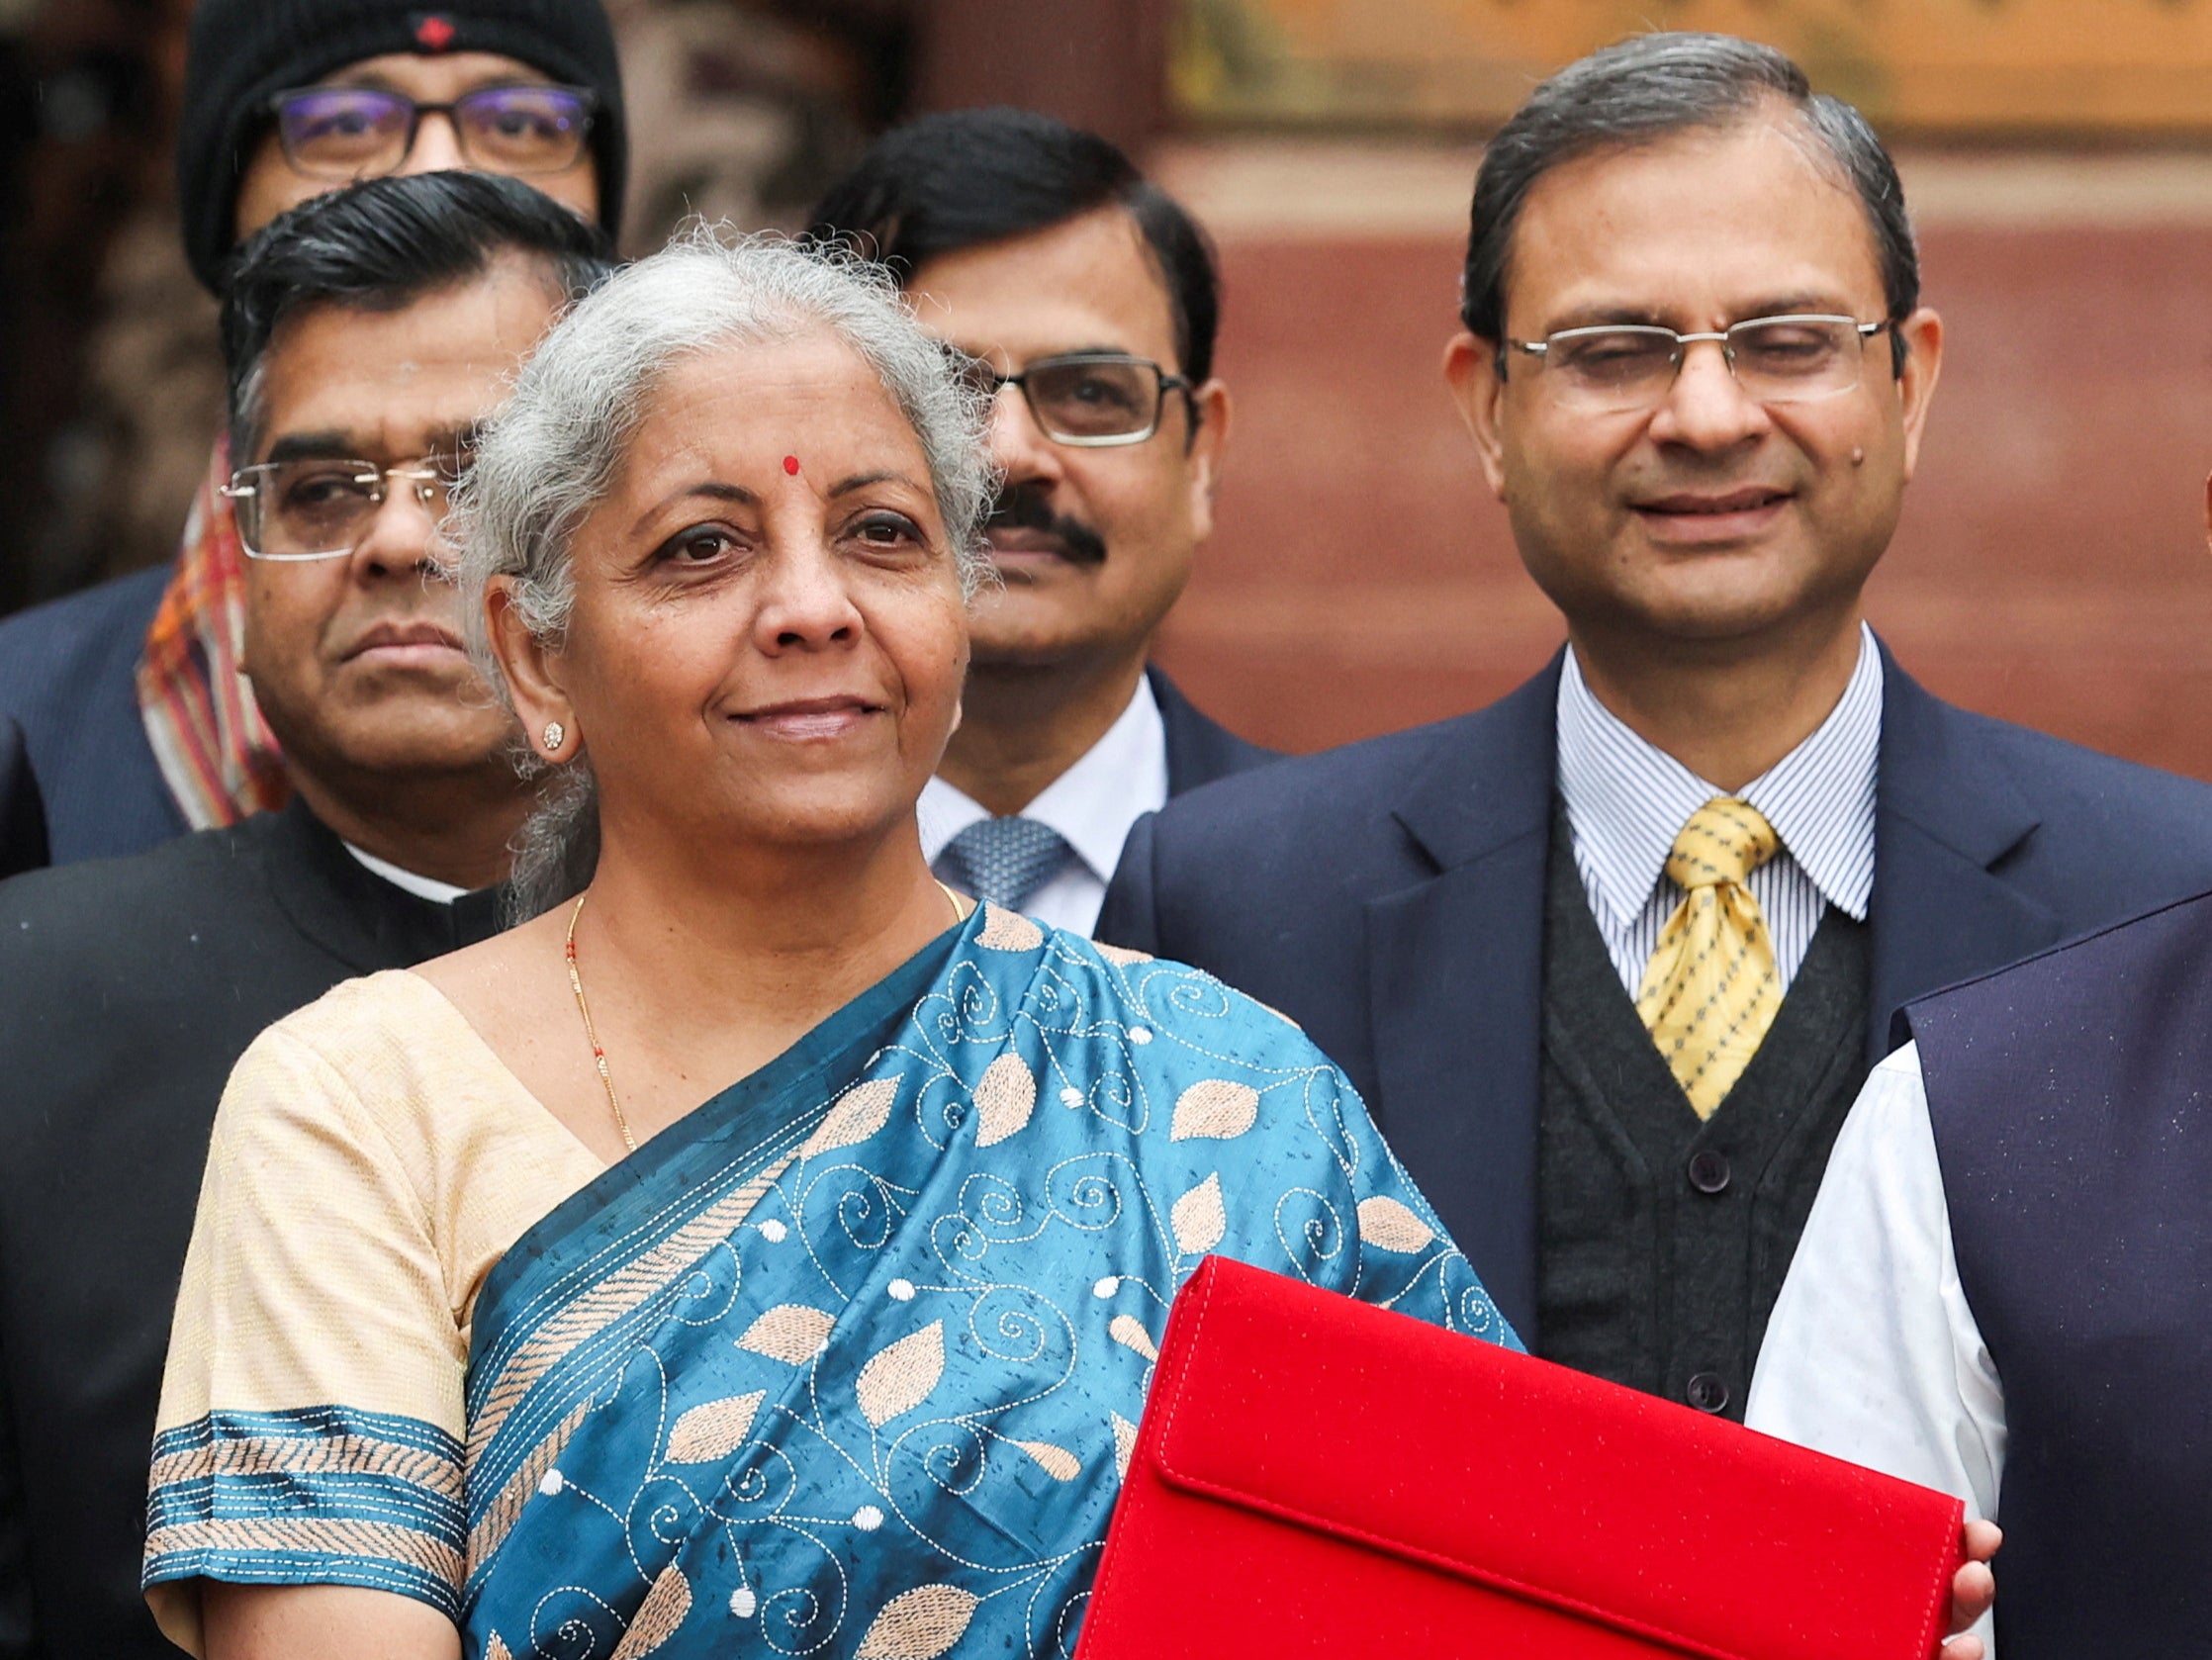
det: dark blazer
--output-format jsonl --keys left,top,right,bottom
{"left": 1903, "top": 894, "right": 2212, "bottom": 1657}
{"left": 0, "top": 798, "right": 505, "bottom": 1660}
{"left": 1148, "top": 665, "right": 1276, "bottom": 795}
{"left": 0, "top": 566, "right": 186, "bottom": 871}
{"left": 1098, "top": 644, "right": 2212, "bottom": 1337}
{"left": 0, "top": 718, "right": 46, "bottom": 879}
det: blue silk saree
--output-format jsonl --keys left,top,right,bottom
{"left": 152, "top": 905, "right": 1515, "bottom": 1657}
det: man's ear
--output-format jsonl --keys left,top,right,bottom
{"left": 1442, "top": 331, "right": 1510, "bottom": 502}
{"left": 487, "top": 579, "right": 574, "bottom": 762}
{"left": 1894, "top": 307, "right": 1945, "bottom": 483}
{"left": 1183, "top": 378, "right": 1233, "bottom": 544}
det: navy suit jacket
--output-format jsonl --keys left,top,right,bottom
{"left": 1098, "top": 644, "right": 2212, "bottom": 1337}
{"left": 0, "top": 567, "right": 185, "bottom": 868}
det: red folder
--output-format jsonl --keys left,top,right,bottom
{"left": 1078, "top": 1256, "right": 1963, "bottom": 1659}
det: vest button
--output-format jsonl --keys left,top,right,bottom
{"left": 1686, "top": 1372, "right": 1730, "bottom": 1414}
{"left": 1687, "top": 1150, "right": 1731, "bottom": 1194}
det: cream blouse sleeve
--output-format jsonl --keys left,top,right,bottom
{"left": 144, "top": 1013, "right": 470, "bottom": 1653}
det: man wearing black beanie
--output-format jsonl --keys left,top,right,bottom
{"left": 176, "top": 0, "right": 626, "bottom": 290}
{"left": 0, "top": 0, "right": 627, "bottom": 874}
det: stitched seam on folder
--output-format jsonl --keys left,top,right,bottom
{"left": 1915, "top": 1502, "right": 1963, "bottom": 1659}
{"left": 1087, "top": 1261, "right": 1221, "bottom": 1633}
{"left": 1147, "top": 1461, "right": 1758, "bottom": 1660}
{"left": 1154, "top": 1259, "right": 1219, "bottom": 1459}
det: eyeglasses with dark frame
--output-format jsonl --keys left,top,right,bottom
{"left": 268, "top": 83, "right": 597, "bottom": 180}
{"left": 222, "top": 459, "right": 462, "bottom": 563}
{"left": 1498, "top": 315, "right": 1897, "bottom": 413}
{"left": 944, "top": 349, "right": 1195, "bottom": 447}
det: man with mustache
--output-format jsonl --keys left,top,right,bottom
{"left": 807, "top": 108, "right": 1273, "bottom": 935}
{"left": 1098, "top": 32, "right": 2212, "bottom": 1433}
{"left": 0, "top": 173, "right": 613, "bottom": 1659}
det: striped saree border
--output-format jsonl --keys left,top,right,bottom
{"left": 459, "top": 1126, "right": 817, "bottom": 1600}
{"left": 144, "top": 1405, "right": 466, "bottom": 1618}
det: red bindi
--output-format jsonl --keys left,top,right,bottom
{"left": 783, "top": 455, "right": 801, "bottom": 476}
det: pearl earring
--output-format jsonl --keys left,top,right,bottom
{"left": 542, "top": 721, "right": 566, "bottom": 753}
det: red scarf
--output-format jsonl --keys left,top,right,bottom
{"left": 134, "top": 435, "right": 291, "bottom": 829}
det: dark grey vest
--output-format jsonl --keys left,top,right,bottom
{"left": 1906, "top": 889, "right": 2212, "bottom": 1657}
{"left": 1535, "top": 811, "right": 1870, "bottom": 1420}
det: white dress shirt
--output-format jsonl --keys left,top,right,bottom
{"left": 918, "top": 674, "right": 1169, "bottom": 937}
{"left": 1555, "top": 623, "right": 1883, "bottom": 995}
{"left": 1745, "top": 1041, "right": 2004, "bottom": 1652}
{"left": 342, "top": 842, "right": 468, "bottom": 905}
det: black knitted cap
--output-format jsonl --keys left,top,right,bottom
{"left": 177, "top": 0, "right": 626, "bottom": 292}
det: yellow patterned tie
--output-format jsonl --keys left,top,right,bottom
{"left": 1635, "top": 799, "right": 1784, "bottom": 1119}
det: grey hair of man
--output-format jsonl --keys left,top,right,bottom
{"left": 1462, "top": 32, "right": 1917, "bottom": 377}
{"left": 451, "top": 227, "right": 996, "bottom": 919}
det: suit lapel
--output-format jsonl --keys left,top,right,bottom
{"left": 1354, "top": 646, "right": 2060, "bottom": 1334}
{"left": 0, "top": 714, "right": 47, "bottom": 877}
{"left": 1364, "top": 660, "right": 1561, "bottom": 1336}
{"left": 1869, "top": 652, "right": 2060, "bottom": 1061}
{"left": 1148, "top": 665, "right": 1278, "bottom": 795}
{"left": 262, "top": 797, "right": 484, "bottom": 970}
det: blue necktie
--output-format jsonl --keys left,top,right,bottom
{"left": 939, "top": 817, "right": 1076, "bottom": 911}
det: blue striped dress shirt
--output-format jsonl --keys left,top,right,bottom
{"left": 1555, "top": 624, "right": 1883, "bottom": 996}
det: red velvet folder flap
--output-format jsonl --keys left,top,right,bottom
{"left": 1078, "top": 1256, "right": 1964, "bottom": 1659}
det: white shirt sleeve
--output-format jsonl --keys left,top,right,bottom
{"left": 1745, "top": 1043, "right": 2006, "bottom": 1651}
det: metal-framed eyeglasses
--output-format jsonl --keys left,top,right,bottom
{"left": 945, "top": 349, "right": 1194, "bottom": 446}
{"left": 268, "top": 83, "right": 597, "bottom": 179}
{"left": 1499, "top": 315, "right": 1898, "bottom": 413}
{"left": 222, "top": 459, "right": 459, "bottom": 563}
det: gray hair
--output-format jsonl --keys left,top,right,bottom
{"left": 449, "top": 227, "right": 995, "bottom": 919}
{"left": 1461, "top": 33, "right": 1917, "bottom": 372}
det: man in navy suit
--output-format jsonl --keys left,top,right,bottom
{"left": 808, "top": 110, "right": 1272, "bottom": 935}
{"left": 1100, "top": 34, "right": 2212, "bottom": 1421}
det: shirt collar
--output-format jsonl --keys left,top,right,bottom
{"left": 917, "top": 673, "right": 1169, "bottom": 882}
{"left": 1556, "top": 622, "right": 1883, "bottom": 933}
{"left": 341, "top": 841, "right": 468, "bottom": 906}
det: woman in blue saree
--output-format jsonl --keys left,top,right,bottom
{"left": 143, "top": 232, "right": 1514, "bottom": 1660}
{"left": 462, "top": 903, "right": 1504, "bottom": 1660}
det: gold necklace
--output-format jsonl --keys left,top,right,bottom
{"left": 936, "top": 879, "right": 970, "bottom": 924}
{"left": 564, "top": 891, "right": 636, "bottom": 1153}
{"left": 564, "top": 881, "right": 969, "bottom": 1156}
